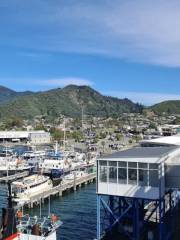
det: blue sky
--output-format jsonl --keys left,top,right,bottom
{"left": 1, "top": 0, "right": 180, "bottom": 105}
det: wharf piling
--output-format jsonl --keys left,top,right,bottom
{"left": 17, "top": 172, "right": 96, "bottom": 208}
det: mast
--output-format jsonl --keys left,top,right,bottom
{"left": 7, "top": 182, "right": 12, "bottom": 208}
{"left": 6, "top": 140, "right": 9, "bottom": 177}
{"left": 81, "top": 105, "right": 84, "bottom": 131}
{"left": 55, "top": 141, "right": 58, "bottom": 156}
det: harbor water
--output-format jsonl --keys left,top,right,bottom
{"left": 0, "top": 183, "right": 97, "bottom": 240}
{"left": 0, "top": 145, "right": 97, "bottom": 240}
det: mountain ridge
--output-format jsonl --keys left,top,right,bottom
{"left": 151, "top": 100, "right": 180, "bottom": 114}
{"left": 0, "top": 85, "right": 143, "bottom": 120}
{"left": 1, "top": 85, "right": 180, "bottom": 119}
{"left": 0, "top": 85, "right": 34, "bottom": 104}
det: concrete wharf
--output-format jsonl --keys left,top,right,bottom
{"left": 17, "top": 172, "right": 96, "bottom": 208}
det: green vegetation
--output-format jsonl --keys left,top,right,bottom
{"left": 132, "top": 135, "right": 142, "bottom": 143}
{"left": 99, "top": 132, "right": 107, "bottom": 139}
{"left": 0, "top": 85, "right": 33, "bottom": 105}
{"left": 173, "top": 117, "right": 180, "bottom": 124}
{"left": 149, "top": 122, "right": 157, "bottom": 129}
{"left": 151, "top": 100, "right": 180, "bottom": 114}
{"left": 71, "top": 131, "right": 84, "bottom": 142}
{"left": 34, "top": 122, "right": 47, "bottom": 131}
{"left": 0, "top": 85, "right": 143, "bottom": 121}
{"left": 116, "top": 134, "right": 123, "bottom": 141}
{"left": 1, "top": 117, "right": 24, "bottom": 130}
{"left": 50, "top": 128, "right": 64, "bottom": 141}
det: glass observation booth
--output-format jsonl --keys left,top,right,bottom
{"left": 96, "top": 147, "right": 172, "bottom": 200}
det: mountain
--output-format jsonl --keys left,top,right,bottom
{"left": 0, "top": 85, "right": 143, "bottom": 120}
{"left": 0, "top": 85, "right": 33, "bottom": 104}
{"left": 151, "top": 100, "right": 180, "bottom": 114}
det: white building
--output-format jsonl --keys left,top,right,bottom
{"left": 141, "top": 134, "right": 180, "bottom": 147}
{"left": 97, "top": 146, "right": 180, "bottom": 200}
{"left": 29, "top": 131, "right": 51, "bottom": 144}
{"left": 0, "top": 131, "right": 51, "bottom": 144}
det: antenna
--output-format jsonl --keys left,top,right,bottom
{"left": 63, "top": 118, "right": 66, "bottom": 151}
{"left": 48, "top": 196, "right": 51, "bottom": 216}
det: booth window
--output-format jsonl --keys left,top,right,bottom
{"left": 118, "top": 168, "right": 127, "bottom": 184}
{"left": 138, "top": 169, "right": 148, "bottom": 186}
{"left": 149, "top": 170, "right": 159, "bottom": 187}
{"left": 128, "top": 169, "right": 137, "bottom": 184}
{"left": 109, "top": 166, "right": 117, "bottom": 183}
{"left": 99, "top": 161, "right": 108, "bottom": 183}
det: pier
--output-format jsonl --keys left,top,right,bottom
{"left": 16, "top": 172, "right": 96, "bottom": 208}
{"left": 0, "top": 171, "right": 29, "bottom": 183}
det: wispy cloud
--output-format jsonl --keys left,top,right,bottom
{"left": 35, "top": 77, "right": 94, "bottom": 87}
{"left": 104, "top": 91, "right": 180, "bottom": 106}
{"left": 2, "top": 0, "right": 180, "bottom": 67}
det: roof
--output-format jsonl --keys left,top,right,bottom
{"left": 99, "top": 146, "right": 178, "bottom": 160}
{"left": 141, "top": 135, "right": 180, "bottom": 146}
{"left": 0, "top": 130, "right": 48, "bottom": 139}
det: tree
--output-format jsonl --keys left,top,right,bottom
{"left": 116, "top": 134, "right": 123, "bottom": 141}
{"left": 3, "top": 117, "right": 23, "bottom": 129}
{"left": 34, "top": 122, "right": 47, "bottom": 131}
{"left": 99, "top": 132, "right": 106, "bottom": 139}
{"left": 132, "top": 135, "right": 142, "bottom": 143}
{"left": 149, "top": 122, "right": 156, "bottom": 129}
{"left": 50, "top": 128, "right": 64, "bottom": 141}
{"left": 71, "top": 131, "right": 83, "bottom": 142}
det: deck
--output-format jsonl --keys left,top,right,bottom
{"left": 16, "top": 172, "right": 96, "bottom": 208}
{"left": 0, "top": 171, "right": 29, "bottom": 183}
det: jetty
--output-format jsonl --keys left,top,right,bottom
{"left": 16, "top": 172, "right": 96, "bottom": 208}
{"left": 0, "top": 171, "right": 29, "bottom": 183}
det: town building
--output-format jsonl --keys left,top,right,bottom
{"left": 0, "top": 130, "right": 51, "bottom": 144}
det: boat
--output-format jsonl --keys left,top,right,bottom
{"left": 1, "top": 211, "right": 62, "bottom": 240}
{"left": 0, "top": 148, "right": 15, "bottom": 157}
{"left": 39, "top": 158, "right": 72, "bottom": 186}
{"left": 0, "top": 157, "right": 32, "bottom": 177}
{"left": 0, "top": 183, "right": 62, "bottom": 240}
{"left": 65, "top": 151, "right": 86, "bottom": 162}
{"left": 12, "top": 174, "right": 53, "bottom": 202}
{"left": 63, "top": 170, "right": 88, "bottom": 182}
{"left": 22, "top": 150, "right": 46, "bottom": 159}
{"left": 39, "top": 158, "right": 71, "bottom": 173}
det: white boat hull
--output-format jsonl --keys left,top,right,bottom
{"left": 12, "top": 175, "right": 53, "bottom": 202}
{"left": 19, "top": 231, "right": 57, "bottom": 240}
{"left": 6, "top": 231, "right": 57, "bottom": 240}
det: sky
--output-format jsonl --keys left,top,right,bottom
{"left": 1, "top": 0, "right": 180, "bottom": 105}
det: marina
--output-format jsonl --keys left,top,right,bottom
{"left": 0, "top": 142, "right": 97, "bottom": 240}
{"left": 14, "top": 172, "right": 96, "bottom": 208}
{"left": 0, "top": 181, "right": 97, "bottom": 240}
{"left": 2, "top": 0, "right": 180, "bottom": 238}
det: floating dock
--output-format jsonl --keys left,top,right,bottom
{"left": 16, "top": 172, "right": 96, "bottom": 208}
